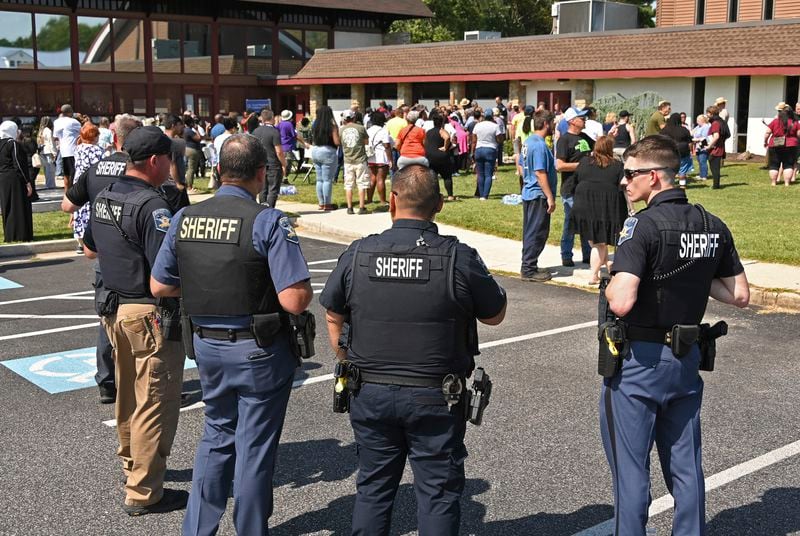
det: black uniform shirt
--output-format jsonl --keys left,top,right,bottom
{"left": 320, "top": 219, "right": 507, "bottom": 319}
{"left": 83, "top": 175, "right": 173, "bottom": 270}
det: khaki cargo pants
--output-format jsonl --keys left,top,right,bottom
{"left": 103, "top": 303, "right": 185, "bottom": 506}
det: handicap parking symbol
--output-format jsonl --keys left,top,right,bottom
{"left": 1, "top": 347, "right": 196, "bottom": 394}
{"left": 0, "top": 276, "right": 22, "bottom": 290}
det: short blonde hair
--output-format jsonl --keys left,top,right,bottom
{"left": 605, "top": 112, "right": 617, "bottom": 124}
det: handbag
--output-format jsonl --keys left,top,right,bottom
{"left": 772, "top": 119, "right": 793, "bottom": 147}
{"left": 31, "top": 152, "right": 42, "bottom": 168}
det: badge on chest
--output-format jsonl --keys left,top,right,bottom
{"left": 369, "top": 255, "right": 430, "bottom": 281}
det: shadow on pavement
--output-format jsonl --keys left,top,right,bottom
{"left": 274, "top": 438, "right": 357, "bottom": 490}
{"left": 271, "top": 478, "right": 614, "bottom": 535}
{"left": 706, "top": 487, "right": 800, "bottom": 535}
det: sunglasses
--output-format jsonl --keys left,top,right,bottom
{"left": 623, "top": 167, "right": 671, "bottom": 180}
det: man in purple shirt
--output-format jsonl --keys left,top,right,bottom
{"left": 278, "top": 110, "right": 300, "bottom": 178}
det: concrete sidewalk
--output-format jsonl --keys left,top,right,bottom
{"left": 280, "top": 199, "right": 800, "bottom": 311}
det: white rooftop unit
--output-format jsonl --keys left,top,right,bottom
{"left": 463, "top": 31, "right": 502, "bottom": 41}
{"left": 552, "top": 0, "right": 639, "bottom": 34}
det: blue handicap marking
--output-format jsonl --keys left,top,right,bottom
{"left": 1, "top": 347, "right": 197, "bottom": 394}
{"left": 0, "top": 276, "right": 22, "bottom": 290}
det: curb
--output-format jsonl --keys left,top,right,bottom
{"left": 749, "top": 287, "right": 800, "bottom": 312}
{"left": 0, "top": 239, "right": 76, "bottom": 258}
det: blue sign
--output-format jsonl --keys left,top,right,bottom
{"left": 245, "top": 98, "right": 272, "bottom": 112}
{"left": 0, "top": 276, "right": 22, "bottom": 290}
{"left": 1, "top": 347, "right": 197, "bottom": 394}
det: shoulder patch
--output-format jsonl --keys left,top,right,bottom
{"left": 278, "top": 216, "right": 298, "bottom": 244}
{"left": 617, "top": 217, "right": 638, "bottom": 246}
{"left": 152, "top": 208, "right": 173, "bottom": 233}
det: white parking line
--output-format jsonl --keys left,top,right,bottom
{"left": 102, "top": 320, "right": 596, "bottom": 427}
{"left": 571, "top": 441, "right": 800, "bottom": 536}
{"left": 307, "top": 259, "right": 339, "bottom": 265}
{"left": 309, "top": 269, "right": 333, "bottom": 273}
{"left": 0, "top": 322, "right": 99, "bottom": 341}
{"left": 0, "top": 290, "right": 94, "bottom": 306}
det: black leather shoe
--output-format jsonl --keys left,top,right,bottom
{"left": 99, "top": 384, "right": 116, "bottom": 404}
{"left": 561, "top": 259, "right": 575, "bottom": 267}
{"left": 580, "top": 258, "right": 591, "bottom": 265}
{"left": 123, "top": 489, "right": 188, "bottom": 516}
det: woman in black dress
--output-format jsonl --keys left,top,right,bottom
{"left": 0, "top": 121, "right": 33, "bottom": 242}
{"left": 424, "top": 110, "right": 456, "bottom": 200}
{"left": 569, "top": 135, "right": 627, "bottom": 284}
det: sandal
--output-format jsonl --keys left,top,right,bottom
{"left": 588, "top": 278, "right": 601, "bottom": 286}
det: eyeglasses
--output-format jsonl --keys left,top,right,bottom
{"left": 623, "top": 167, "right": 670, "bottom": 180}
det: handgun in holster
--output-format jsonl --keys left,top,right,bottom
{"left": 288, "top": 311, "right": 316, "bottom": 360}
{"left": 698, "top": 321, "right": 728, "bottom": 371}
{"left": 466, "top": 368, "right": 492, "bottom": 426}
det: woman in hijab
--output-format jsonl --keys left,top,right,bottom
{"left": 0, "top": 121, "right": 33, "bottom": 242}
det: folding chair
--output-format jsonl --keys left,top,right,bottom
{"left": 291, "top": 148, "right": 315, "bottom": 184}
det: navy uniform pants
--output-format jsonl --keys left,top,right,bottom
{"left": 600, "top": 341, "right": 705, "bottom": 536}
{"left": 182, "top": 335, "right": 296, "bottom": 536}
{"left": 350, "top": 382, "right": 468, "bottom": 536}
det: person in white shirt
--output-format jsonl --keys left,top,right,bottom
{"left": 583, "top": 107, "right": 605, "bottom": 141}
{"left": 52, "top": 104, "right": 81, "bottom": 191}
{"left": 366, "top": 112, "right": 393, "bottom": 205}
{"left": 212, "top": 117, "right": 238, "bottom": 163}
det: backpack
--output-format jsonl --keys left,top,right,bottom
{"left": 715, "top": 117, "right": 731, "bottom": 142}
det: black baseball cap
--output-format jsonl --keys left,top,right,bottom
{"left": 619, "top": 110, "right": 630, "bottom": 118}
{"left": 123, "top": 126, "right": 173, "bottom": 161}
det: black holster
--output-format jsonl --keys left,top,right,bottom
{"left": 157, "top": 297, "right": 182, "bottom": 342}
{"left": 598, "top": 321, "right": 627, "bottom": 378}
{"left": 288, "top": 311, "right": 316, "bottom": 360}
{"left": 466, "top": 367, "right": 492, "bottom": 426}
{"left": 699, "top": 321, "right": 728, "bottom": 371}
{"left": 251, "top": 312, "right": 285, "bottom": 349}
{"left": 333, "top": 360, "right": 360, "bottom": 414}
{"left": 180, "top": 306, "right": 195, "bottom": 360}
{"left": 669, "top": 324, "right": 700, "bottom": 358}
{"left": 95, "top": 289, "right": 119, "bottom": 317}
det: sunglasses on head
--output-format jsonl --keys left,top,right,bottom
{"left": 623, "top": 166, "right": 671, "bottom": 180}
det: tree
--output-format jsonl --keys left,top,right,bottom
{"left": 0, "top": 17, "right": 103, "bottom": 51}
{"left": 390, "top": 0, "right": 654, "bottom": 43}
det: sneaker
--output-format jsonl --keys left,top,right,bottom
{"left": 479, "top": 197, "right": 487, "bottom": 201}
{"left": 562, "top": 259, "right": 575, "bottom": 267}
{"left": 521, "top": 270, "right": 552, "bottom": 282}
{"left": 98, "top": 384, "right": 116, "bottom": 404}
{"left": 347, "top": 207, "right": 355, "bottom": 215}
{"left": 358, "top": 208, "right": 368, "bottom": 215}
{"left": 123, "top": 489, "right": 189, "bottom": 517}
{"left": 75, "top": 247, "right": 84, "bottom": 255}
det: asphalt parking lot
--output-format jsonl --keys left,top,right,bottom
{"left": 0, "top": 236, "right": 798, "bottom": 536}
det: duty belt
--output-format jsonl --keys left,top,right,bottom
{"left": 117, "top": 296, "right": 158, "bottom": 305}
{"left": 359, "top": 371, "right": 455, "bottom": 388}
{"left": 627, "top": 325, "right": 697, "bottom": 346}
{"left": 193, "top": 326, "right": 255, "bottom": 342}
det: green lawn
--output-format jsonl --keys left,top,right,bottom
{"left": 6, "top": 162, "right": 795, "bottom": 265}
{"left": 281, "top": 161, "right": 799, "bottom": 265}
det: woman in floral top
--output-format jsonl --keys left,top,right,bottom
{"left": 72, "top": 122, "right": 104, "bottom": 253}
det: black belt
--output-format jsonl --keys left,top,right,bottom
{"left": 359, "top": 371, "right": 449, "bottom": 388}
{"left": 194, "top": 326, "right": 254, "bottom": 342}
{"left": 627, "top": 325, "right": 699, "bottom": 345}
{"left": 118, "top": 297, "right": 158, "bottom": 305}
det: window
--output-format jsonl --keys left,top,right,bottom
{"left": 412, "top": 82, "right": 450, "bottom": 108}
{"left": 304, "top": 30, "right": 328, "bottom": 61}
{"left": 692, "top": 77, "right": 706, "bottom": 123}
{"left": 78, "top": 17, "right": 110, "bottom": 71}
{"left": 184, "top": 23, "right": 211, "bottom": 74}
{"left": 0, "top": 11, "right": 34, "bottom": 70}
{"left": 154, "top": 85, "right": 182, "bottom": 115}
{"left": 246, "top": 27, "right": 273, "bottom": 75}
{"left": 115, "top": 84, "right": 147, "bottom": 115}
{"left": 695, "top": 0, "right": 705, "bottom": 24}
{"left": 81, "top": 84, "right": 113, "bottom": 115}
{"left": 114, "top": 19, "right": 145, "bottom": 72}
{"left": 763, "top": 0, "right": 774, "bottom": 20}
{"left": 37, "top": 84, "right": 73, "bottom": 115}
{"left": 278, "top": 29, "right": 303, "bottom": 75}
{"left": 366, "top": 83, "right": 397, "bottom": 110}
{"left": 0, "top": 83, "right": 36, "bottom": 115}
{"left": 219, "top": 25, "right": 246, "bottom": 75}
{"left": 728, "top": 0, "right": 738, "bottom": 22}
{"left": 736, "top": 75, "right": 750, "bottom": 152}
{"left": 35, "top": 14, "right": 71, "bottom": 70}
{"left": 785, "top": 77, "right": 799, "bottom": 110}
{"left": 218, "top": 87, "right": 249, "bottom": 114}
{"left": 151, "top": 20, "right": 181, "bottom": 73}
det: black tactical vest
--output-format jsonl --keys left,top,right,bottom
{"left": 91, "top": 184, "right": 163, "bottom": 298}
{"left": 175, "top": 195, "right": 282, "bottom": 316}
{"left": 346, "top": 233, "right": 473, "bottom": 378}
{"left": 86, "top": 152, "right": 129, "bottom": 202}
{"left": 623, "top": 203, "right": 729, "bottom": 328}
